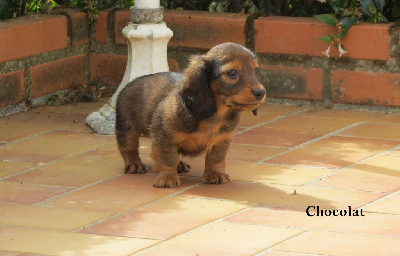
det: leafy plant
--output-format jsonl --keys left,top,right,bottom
{"left": 314, "top": 0, "right": 393, "bottom": 57}
{"left": 0, "top": 0, "right": 19, "bottom": 20}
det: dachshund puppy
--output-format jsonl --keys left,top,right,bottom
{"left": 116, "top": 42, "right": 266, "bottom": 188}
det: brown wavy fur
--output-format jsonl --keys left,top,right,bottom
{"left": 116, "top": 43, "right": 266, "bottom": 188}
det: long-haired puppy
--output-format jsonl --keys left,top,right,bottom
{"left": 116, "top": 42, "right": 266, "bottom": 188}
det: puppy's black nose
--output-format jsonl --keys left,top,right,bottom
{"left": 252, "top": 88, "right": 266, "bottom": 100}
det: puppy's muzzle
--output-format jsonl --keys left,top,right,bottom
{"left": 252, "top": 88, "right": 266, "bottom": 101}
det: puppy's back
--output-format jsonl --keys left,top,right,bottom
{"left": 116, "top": 72, "right": 182, "bottom": 135}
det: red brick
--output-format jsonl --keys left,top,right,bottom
{"left": 67, "top": 10, "right": 89, "bottom": 46}
{"left": 114, "top": 9, "right": 131, "bottom": 45}
{"left": 30, "top": 55, "right": 85, "bottom": 98}
{"left": 168, "top": 59, "right": 180, "bottom": 72}
{"left": 0, "top": 15, "right": 67, "bottom": 63}
{"left": 0, "top": 70, "right": 24, "bottom": 108}
{"left": 90, "top": 53, "right": 127, "bottom": 87}
{"left": 114, "top": 10, "right": 249, "bottom": 48}
{"left": 255, "top": 16, "right": 391, "bottom": 61}
{"left": 331, "top": 70, "right": 400, "bottom": 107}
{"left": 95, "top": 10, "right": 110, "bottom": 44}
{"left": 164, "top": 10, "right": 248, "bottom": 49}
{"left": 259, "top": 65, "right": 323, "bottom": 101}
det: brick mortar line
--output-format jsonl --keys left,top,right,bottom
{"left": 303, "top": 144, "right": 400, "bottom": 188}
{"left": 132, "top": 203, "right": 258, "bottom": 255}
{"left": 256, "top": 121, "right": 367, "bottom": 164}
{"left": 234, "top": 107, "right": 309, "bottom": 136}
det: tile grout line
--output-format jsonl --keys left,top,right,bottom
{"left": 256, "top": 121, "right": 368, "bottom": 164}
{"left": 0, "top": 121, "right": 96, "bottom": 148}
{"left": 253, "top": 230, "right": 312, "bottom": 256}
{"left": 131, "top": 203, "right": 260, "bottom": 255}
{"left": 357, "top": 189, "right": 400, "bottom": 210}
{"left": 32, "top": 172, "right": 125, "bottom": 206}
{"left": 303, "top": 144, "right": 400, "bottom": 188}
{"left": 0, "top": 141, "right": 117, "bottom": 182}
{"left": 234, "top": 107, "right": 309, "bottom": 136}
{"left": 71, "top": 182, "right": 204, "bottom": 233}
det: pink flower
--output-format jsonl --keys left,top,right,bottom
{"left": 322, "top": 45, "right": 331, "bottom": 58}
{"left": 338, "top": 44, "right": 347, "bottom": 57}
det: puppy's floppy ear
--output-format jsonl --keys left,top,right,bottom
{"left": 181, "top": 55, "right": 217, "bottom": 120}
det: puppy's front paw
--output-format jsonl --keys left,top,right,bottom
{"left": 125, "top": 164, "right": 147, "bottom": 174}
{"left": 154, "top": 172, "right": 181, "bottom": 188}
{"left": 203, "top": 171, "right": 231, "bottom": 184}
{"left": 177, "top": 161, "right": 191, "bottom": 173}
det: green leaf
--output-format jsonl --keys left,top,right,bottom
{"left": 337, "top": 28, "right": 349, "bottom": 39}
{"left": 360, "top": 0, "right": 374, "bottom": 16}
{"left": 314, "top": 14, "right": 338, "bottom": 26}
{"left": 318, "top": 35, "right": 334, "bottom": 43}
{"left": 373, "top": 0, "right": 385, "bottom": 11}
{"left": 392, "top": 5, "right": 400, "bottom": 19}
{"left": 341, "top": 17, "right": 360, "bottom": 29}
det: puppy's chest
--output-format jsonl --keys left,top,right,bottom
{"left": 175, "top": 120, "right": 234, "bottom": 155}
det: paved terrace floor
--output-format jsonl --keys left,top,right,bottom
{"left": 0, "top": 100, "right": 399, "bottom": 256}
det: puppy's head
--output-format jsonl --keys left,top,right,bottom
{"left": 181, "top": 43, "right": 266, "bottom": 120}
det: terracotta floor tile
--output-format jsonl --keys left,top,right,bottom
{"left": 274, "top": 231, "right": 400, "bottom": 256}
{"left": 0, "top": 203, "right": 113, "bottom": 231}
{"left": 312, "top": 155, "right": 400, "bottom": 192}
{"left": 226, "top": 206, "right": 400, "bottom": 237}
{"left": 96, "top": 142, "right": 119, "bottom": 152}
{"left": 0, "top": 226, "right": 158, "bottom": 256}
{"left": 139, "top": 222, "right": 303, "bottom": 256}
{"left": 339, "top": 123, "right": 400, "bottom": 141}
{"left": 233, "top": 116, "right": 356, "bottom": 147}
{"left": 0, "top": 161, "right": 35, "bottom": 178}
{"left": 387, "top": 149, "right": 400, "bottom": 157}
{"left": 0, "top": 252, "right": 15, "bottom": 256}
{"left": 35, "top": 100, "right": 107, "bottom": 115}
{"left": 82, "top": 196, "right": 249, "bottom": 240}
{"left": 226, "top": 163, "right": 331, "bottom": 185}
{"left": 183, "top": 182, "right": 385, "bottom": 209}
{"left": 98, "top": 137, "right": 152, "bottom": 155}
{"left": 60, "top": 122, "right": 94, "bottom": 132}
{"left": 179, "top": 159, "right": 332, "bottom": 185}
{"left": 227, "top": 143, "right": 286, "bottom": 162}
{"left": 0, "top": 112, "right": 86, "bottom": 142}
{"left": 43, "top": 175, "right": 200, "bottom": 213}
{"left": 5, "top": 151, "right": 124, "bottom": 187}
{"left": 363, "top": 193, "right": 400, "bottom": 214}
{"left": 299, "top": 107, "right": 400, "bottom": 123}
{"left": 0, "top": 182, "right": 72, "bottom": 204}
{"left": 260, "top": 252, "right": 312, "bottom": 256}
{"left": 238, "top": 104, "right": 304, "bottom": 127}
{"left": 0, "top": 131, "right": 115, "bottom": 164}
{"left": 266, "top": 136, "right": 400, "bottom": 168}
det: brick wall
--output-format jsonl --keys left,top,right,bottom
{"left": 1, "top": 8, "right": 400, "bottom": 115}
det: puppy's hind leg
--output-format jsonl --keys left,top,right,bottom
{"left": 117, "top": 131, "right": 147, "bottom": 174}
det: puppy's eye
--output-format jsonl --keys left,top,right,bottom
{"left": 255, "top": 67, "right": 259, "bottom": 74}
{"left": 226, "top": 69, "right": 238, "bottom": 79}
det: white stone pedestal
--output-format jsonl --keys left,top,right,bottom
{"left": 86, "top": 15, "right": 173, "bottom": 135}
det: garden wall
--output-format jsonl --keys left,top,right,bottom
{"left": 1, "top": 8, "right": 400, "bottom": 116}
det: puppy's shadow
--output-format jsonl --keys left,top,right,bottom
{"left": 139, "top": 153, "right": 335, "bottom": 210}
